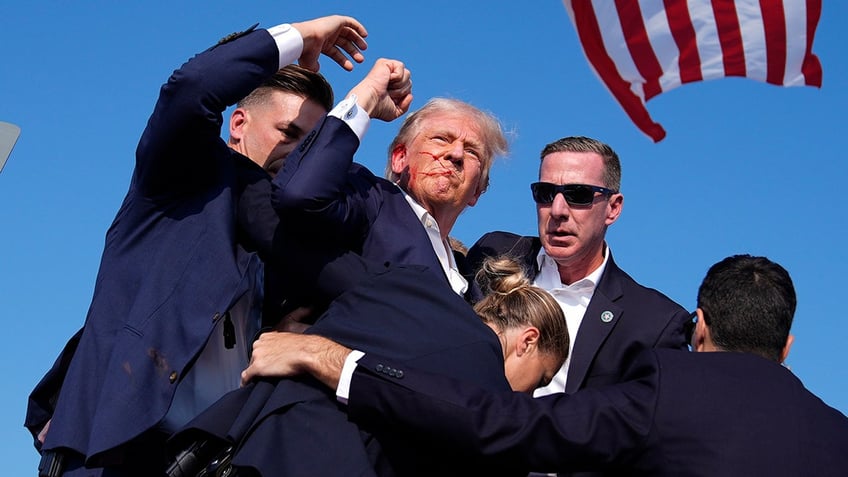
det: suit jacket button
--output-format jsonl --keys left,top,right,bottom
{"left": 375, "top": 364, "right": 384, "bottom": 373}
{"left": 169, "top": 371, "right": 178, "bottom": 383}
{"left": 395, "top": 370, "right": 404, "bottom": 379}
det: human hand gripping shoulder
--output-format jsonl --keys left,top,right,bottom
{"left": 291, "top": 15, "right": 368, "bottom": 72}
{"left": 241, "top": 332, "right": 351, "bottom": 390}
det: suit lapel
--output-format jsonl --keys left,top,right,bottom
{"left": 564, "top": 259, "right": 625, "bottom": 394}
{"left": 380, "top": 187, "right": 459, "bottom": 294}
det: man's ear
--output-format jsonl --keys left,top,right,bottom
{"left": 693, "top": 308, "right": 709, "bottom": 352}
{"left": 229, "top": 108, "right": 248, "bottom": 141}
{"left": 516, "top": 327, "right": 541, "bottom": 357}
{"left": 605, "top": 192, "right": 624, "bottom": 226}
{"left": 390, "top": 144, "right": 407, "bottom": 176}
{"left": 780, "top": 334, "right": 794, "bottom": 364}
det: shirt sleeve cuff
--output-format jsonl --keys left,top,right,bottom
{"left": 328, "top": 94, "right": 370, "bottom": 140}
{"left": 336, "top": 349, "right": 365, "bottom": 404}
{"left": 267, "top": 23, "right": 303, "bottom": 69}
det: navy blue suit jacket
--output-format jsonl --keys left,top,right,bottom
{"left": 467, "top": 231, "right": 689, "bottom": 393}
{"left": 170, "top": 249, "right": 515, "bottom": 477}
{"left": 271, "top": 116, "right": 480, "bottom": 301}
{"left": 346, "top": 349, "right": 848, "bottom": 476}
{"left": 25, "top": 27, "right": 284, "bottom": 466}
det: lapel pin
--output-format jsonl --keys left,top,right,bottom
{"left": 600, "top": 311, "right": 614, "bottom": 323}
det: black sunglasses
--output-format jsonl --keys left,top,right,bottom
{"left": 683, "top": 311, "right": 698, "bottom": 344}
{"left": 530, "top": 182, "right": 617, "bottom": 206}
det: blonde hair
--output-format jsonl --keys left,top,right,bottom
{"left": 384, "top": 97, "right": 508, "bottom": 194}
{"left": 474, "top": 256, "right": 569, "bottom": 361}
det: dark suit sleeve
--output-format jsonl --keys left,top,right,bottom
{"left": 654, "top": 307, "right": 690, "bottom": 351}
{"left": 135, "top": 28, "right": 279, "bottom": 197}
{"left": 465, "top": 232, "right": 538, "bottom": 300}
{"left": 24, "top": 328, "right": 84, "bottom": 449}
{"left": 466, "top": 231, "right": 522, "bottom": 276}
{"left": 271, "top": 116, "right": 364, "bottom": 224}
{"left": 347, "top": 351, "right": 661, "bottom": 474}
{"left": 33, "top": 27, "right": 288, "bottom": 461}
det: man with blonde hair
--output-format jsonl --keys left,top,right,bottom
{"left": 272, "top": 94, "right": 508, "bottom": 302}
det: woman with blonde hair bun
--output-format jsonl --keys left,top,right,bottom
{"left": 475, "top": 256, "right": 570, "bottom": 393}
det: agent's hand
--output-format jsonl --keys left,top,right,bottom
{"left": 292, "top": 15, "right": 368, "bottom": 72}
{"left": 242, "top": 332, "right": 349, "bottom": 390}
{"left": 348, "top": 58, "right": 413, "bottom": 122}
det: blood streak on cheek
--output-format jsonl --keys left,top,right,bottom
{"left": 418, "top": 151, "right": 458, "bottom": 178}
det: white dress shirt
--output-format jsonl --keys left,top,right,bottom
{"left": 532, "top": 246, "right": 609, "bottom": 397}
{"left": 399, "top": 191, "right": 469, "bottom": 295}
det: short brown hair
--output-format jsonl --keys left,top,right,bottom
{"left": 540, "top": 136, "right": 621, "bottom": 191}
{"left": 238, "top": 64, "right": 334, "bottom": 112}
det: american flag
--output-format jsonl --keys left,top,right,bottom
{"left": 563, "top": 0, "right": 823, "bottom": 142}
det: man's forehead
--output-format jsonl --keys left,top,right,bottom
{"left": 269, "top": 94, "right": 326, "bottom": 126}
{"left": 540, "top": 151, "right": 604, "bottom": 180}
{"left": 420, "top": 115, "right": 484, "bottom": 143}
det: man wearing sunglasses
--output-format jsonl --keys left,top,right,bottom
{"left": 466, "top": 137, "right": 690, "bottom": 442}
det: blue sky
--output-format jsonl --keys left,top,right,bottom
{"left": 2, "top": 1, "right": 845, "bottom": 473}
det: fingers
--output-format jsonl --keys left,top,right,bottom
{"left": 347, "top": 58, "right": 412, "bottom": 121}
{"left": 396, "top": 93, "right": 414, "bottom": 116}
{"left": 241, "top": 358, "right": 258, "bottom": 386}
{"left": 375, "top": 58, "right": 412, "bottom": 101}
{"left": 327, "top": 27, "right": 368, "bottom": 71}
{"left": 241, "top": 331, "right": 283, "bottom": 385}
{"left": 241, "top": 331, "right": 309, "bottom": 385}
{"left": 241, "top": 333, "right": 350, "bottom": 390}
{"left": 336, "top": 25, "right": 368, "bottom": 60}
{"left": 241, "top": 365, "right": 256, "bottom": 386}
{"left": 333, "top": 16, "right": 368, "bottom": 43}
{"left": 294, "top": 16, "right": 368, "bottom": 72}
{"left": 388, "top": 64, "right": 413, "bottom": 101}
{"left": 383, "top": 60, "right": 414, "bottom": 116}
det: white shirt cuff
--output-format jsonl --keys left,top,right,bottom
{"left": 267, "top": 23, "right": 303, "bottom": 69}
{"left": 328, "top": 94, "right": 370, "bottom": 140}
{"left": 336, "top": 349, "right": 365, "bottom": 404}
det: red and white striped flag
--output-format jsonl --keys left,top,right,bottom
{"left": 563, "top": 0, "right": 823, "bottom": 142}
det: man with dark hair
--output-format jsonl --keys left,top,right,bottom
{"left": 245, "top": 254, "right": 848, "bottom": 476}
{"left": 24, "top": 15, "right": 379, "bottom": 477}
{"left": 694, "top": 254, "right": 795, "bottom": 361}
{"left": 228, "top": 65, "right": 334, "bottom": 176}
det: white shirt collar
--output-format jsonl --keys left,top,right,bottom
{"left": 401, "top": 187, "right": 431, "bottom": 225}
{"left": 535, "top": 243, "right": 610, "bottom": 291}
{"left": 398, "top": 186, "right": 468, "bottom": 295}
